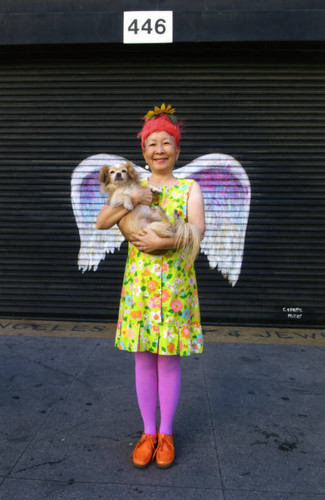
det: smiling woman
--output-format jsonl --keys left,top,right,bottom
{"left": 142, "top": 131, "right": 180, "bottom": 177}
{"left": 96, "top": 103, "right": 205, "bottom": 470}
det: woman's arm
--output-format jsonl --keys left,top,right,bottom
{"left": 96, "top": 187, "right": 153, "bottom": 230}
{"left": 187, "top": 180, "right": 206, "bottom": 240}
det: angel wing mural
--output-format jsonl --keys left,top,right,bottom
{"left": 71, "top": 153, "right": 251, "bottom": 286}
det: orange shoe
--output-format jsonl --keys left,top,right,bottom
{"left": 155, "top": 433, "right": 175, "bottom": 469}
{"left": 130, "top": 432, "right": 157, "bottom": 468}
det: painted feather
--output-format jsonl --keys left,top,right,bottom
{"left": 71, "top": 154, "right": 148, "bottom": 272}
{"left": 173, "top": 154, "right": 251, "bottom": 286}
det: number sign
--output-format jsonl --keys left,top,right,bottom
{"left": 123, "top": 11, "right": 173, "bottom": 44}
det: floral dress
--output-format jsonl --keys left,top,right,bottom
{"left": 115, "top": 178, "right": 203, "bottom": 356}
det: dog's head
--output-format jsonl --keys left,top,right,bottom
{"left": 99, "top": 161, "right": 139, "bottom": 190}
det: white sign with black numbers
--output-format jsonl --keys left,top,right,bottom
{"left": 123, "top": 11, "right": 173, "bottom": 44}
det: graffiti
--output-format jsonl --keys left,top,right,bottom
{"left": 282, "top": 307, "right": 303, "bottom": 320}
{"left": 0, "top": 320, "right": 108, "bottom": 336}
{"left": 1, "top": 320, "right": 324, "bottom": 346}
{"left": 71, "top": 153, "right": 251, "bottom": 287}
{"left": 203, "top": 325, "right": 325, "bottom": 346}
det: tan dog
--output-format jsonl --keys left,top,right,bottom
{"left": 99, "top": 161, "right": 201, "bottom": 266}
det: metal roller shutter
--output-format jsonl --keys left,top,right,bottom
{"left": 0, "top": 43, "right": 324, "bottom": 327}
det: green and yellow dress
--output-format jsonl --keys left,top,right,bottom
{"left": 115, "top": 177, "right": 203, "bottom": 356}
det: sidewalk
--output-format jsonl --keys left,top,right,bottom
{"left": 0, "top": 321, "right": 324, "bottom": 499}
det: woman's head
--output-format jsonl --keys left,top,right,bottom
{"left": 137, "top": 103, "right": 181, "bottom": 152}
{"left": 142, "top": 130, "right": 180, "bottom": 174}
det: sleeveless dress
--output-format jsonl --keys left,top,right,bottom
{"left": 115, "top": 178, "right": 203, "bottom": 356}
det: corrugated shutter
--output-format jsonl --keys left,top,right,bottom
{"left": 0, "top": 43, "right": 325, "bottom": 327}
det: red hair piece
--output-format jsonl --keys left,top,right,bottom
{"left": 137, "top": 113, "right": 181, "bottom": 151}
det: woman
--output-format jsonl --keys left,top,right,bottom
{"left": 97, "top": 104, "right": 205, "bottom": 469}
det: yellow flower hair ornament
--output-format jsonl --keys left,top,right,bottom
{"left": 138, "top": 103, "right": 181, "bottom": 149}
{"left": 144, "top": 103, "right": 177, "bottom": 124}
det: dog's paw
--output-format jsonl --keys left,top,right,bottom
{"left": 148, "top": 184, "right": 162, "bottom": 194}
{"left": 111, "top": 201, "right": 122, "bottom": 208}
{"left": 124, "top": 202, "right": 134, "bottom": 211}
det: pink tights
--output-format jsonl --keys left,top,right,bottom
{"left": 134, "top": 351, "right": 181, "bottom": 435}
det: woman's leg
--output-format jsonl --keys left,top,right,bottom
{"left": 157, "top": 354, "right": 181, "bottom": 435}
{"left": 134, "top": 351, "right": 158, "bottom": 435}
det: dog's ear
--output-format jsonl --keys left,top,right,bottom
{"left": 126, "top": 162, "right": 134, "bottom": 178}
{"left": 126, "top": 162, "right": 140, "bottom": 183}
{"left": 99, "top": 165, "right": 110, "bottom": 184}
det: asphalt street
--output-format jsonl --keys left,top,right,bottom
{"left": 0, "top": 319, "right": 324, "bottom": 499}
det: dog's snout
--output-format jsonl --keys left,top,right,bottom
{"left": 115, "top": 172, "right": 122, "bottom": 178}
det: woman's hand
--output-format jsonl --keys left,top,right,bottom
{"left": 130, "top": 228, "right": 177, "bottom": 253}
{"left": 131, "top": 187, "right": 153, "bottom": 207}
{"left": 130, "top": 228, "right": 163, "bottom": 254}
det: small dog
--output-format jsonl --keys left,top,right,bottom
{"left": 99, "top": 161, "right": 201, "bottom": 266}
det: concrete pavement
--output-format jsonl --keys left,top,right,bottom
{"left": 0, "top": 320, "right": 324, "bottom": 499}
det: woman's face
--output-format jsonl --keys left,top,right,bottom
{"left": 143, "top": 131, "right": 180, "bottom": 174}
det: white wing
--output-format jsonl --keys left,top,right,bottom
{"left": 71, "top": 154, "right": 147, "bottom": 272}
{"left": 174, "top": 154, "right": 251, "bottom": 286}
